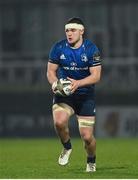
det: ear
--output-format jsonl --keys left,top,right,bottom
{"left": 80, "top": 29, "right": 84, "bottom": 35}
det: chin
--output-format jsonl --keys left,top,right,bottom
{"left": 68, "top": 41, "right": 75, "bottom": 47}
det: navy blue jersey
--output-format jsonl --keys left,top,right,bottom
{"left": 49, "top": 39, "right": 101, "bottom": 95}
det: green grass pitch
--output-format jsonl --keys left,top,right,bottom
{"left": 0, "top": 138, "right": 138, "bottom": 179}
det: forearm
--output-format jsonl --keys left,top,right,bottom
{"left": 79, "top": 74, "right": 100, "bottom": 87}
{"left": 78, "top": 66, "right": 101, "bottom": 87}
{"left": 47, "top": 71, "right": 58, "bottom": 85}
{"left": 68, "top": 73, "right": 101, "bottom": 93}
{"left": 47, "top": 62, "right": 59, "bottom": 85}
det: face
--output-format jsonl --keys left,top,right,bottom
{"left": 65, "top": 28, "right": 84, "bottom": 47}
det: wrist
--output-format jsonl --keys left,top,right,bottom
{"left": 52, "top": 80, "right": 58, "bottom": 90}
{"left": 78, "top": 80, "right": 82, "bottom": 87}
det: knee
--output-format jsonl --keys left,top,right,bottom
{"left": 53, "top": 111, "right": 68, "bottom": 129}
{"left": 54, "top": 119, "right": 67, "bottom": 129}
{"left": 54, "top": 120, "right": 63, "bottom": 129}
{"left": 82, "top": 134, "right": 91, "bottom": 144}
{"left": 81, "top": 132, "right": 95, "bottom": 145}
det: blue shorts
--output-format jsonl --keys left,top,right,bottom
{"left": 53, "top": 94, "right": 96, "bottom": 116}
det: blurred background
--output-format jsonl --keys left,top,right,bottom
{"left": 0, "top": 0, "right": 138, "bottom": 138}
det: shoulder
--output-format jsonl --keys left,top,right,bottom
{"left": 84, "top": 39, "right": 97, "bottom": 50}
{"left": 53, "top": 39, "right": 67, "bottom": 49}
{"left": 84, "top": 39, "right": 100, "bottom": 56}
{"left": 49, "top": 39, "right": 68, "bottom": 60}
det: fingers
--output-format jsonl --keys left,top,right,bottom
{"left": 52, "top": 80, "right": 58, "bottom": 93}
{"left": 67, "top": 77, "right": 73, "bottom": 81}
{"left": 67, "top": 77, "right": 80, "bottom": 92}
{"left": 71, "top": 82, "right": 80, "bottom": 92}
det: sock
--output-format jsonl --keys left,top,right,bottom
{"left": 62, "top": 139, "right": 72, "bottom": 150}
{"left": 87, "top": 156, "right": 96, "bottom": 163}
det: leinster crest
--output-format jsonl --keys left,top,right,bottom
{"left": 81, "top": 53, "right": 88, "bottom": 62}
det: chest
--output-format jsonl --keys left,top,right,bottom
{"left": 59, "top": 48, "right": 90, "bottom": 67}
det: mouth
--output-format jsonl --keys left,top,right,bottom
{"left": 68, "top": 37, "right": 72, "bottom": 41}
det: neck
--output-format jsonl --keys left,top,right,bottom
{"left": 70, "top": 37, "right": 83, "bottom": 49}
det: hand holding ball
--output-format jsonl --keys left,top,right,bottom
{"left": 52, "top": 78, "right": 72, "bottom": 96}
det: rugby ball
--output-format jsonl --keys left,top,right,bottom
{"left": 53, "top": 78, "right": 72, "bottom": 96}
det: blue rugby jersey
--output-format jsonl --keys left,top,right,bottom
{"left": 49, "top": 39, "right": 101, "bottom": 95}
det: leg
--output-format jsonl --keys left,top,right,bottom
{"left": 78, "top": 116, "right": 96, "bottom": 172}
{"left": 52, "top": 103, "right": 74, "bottom": 165}
{"left": 80, "top": 127, "right": 96, "bottom": 157}
{"left": 53, "top": 103, "right": 74, "bottom": 143}
{"left": 53, "top": 109, "right": 70, "bottom": 143}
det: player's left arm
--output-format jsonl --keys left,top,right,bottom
{"left": 68, "top": 65, "right": 101, "bottom": 92}
{"left": 80, "top": 65, "right": 101, "bottom": 86}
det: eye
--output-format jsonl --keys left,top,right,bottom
{"left": 71, "top": 29, "right": 77, "bottom": 32}
{"left": 65, "top": 29, "right": 69, "bottom": 32}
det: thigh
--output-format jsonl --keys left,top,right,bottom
{"left": 74, "top": 95, "right": 96, "bottom": 116}
{"left": 52, "top": 95, "right": 75, "bottom": 124}
{"left": 77, "top": 116, "right": 96, "bottom": 137}
{"left": 53, "top": 103, "right": 74, "bottom": 118}
{"left": 53, "top": 95, "right": 75, "bottom": 111}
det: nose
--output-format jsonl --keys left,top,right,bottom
{"left": 67, "top": 33, "right": 71, "bottom": 37}
{"left": 67, "top": 30, "right": 72, "bottom": 36}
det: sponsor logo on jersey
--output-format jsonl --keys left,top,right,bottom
{"left": 63, "top": 66, "right": 88, "bottom": 71}
{"left": 60, "top": 54, "right": 66, "bottom": 60}
{"left": 81, "top": 53, "right": 88, "bottom": 62}
{"left": 93, "top": 52, "right": 101, "bottom": 61}
{"left": 70, "top": 62, "right": 77, "bottom": 66}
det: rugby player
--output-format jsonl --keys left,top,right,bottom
{"left": 47, "top": 17, "right": 102, "bottom": 172}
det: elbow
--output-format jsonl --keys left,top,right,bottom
{"left": 47, "top": 72, "right": 51, "bottom": 83}
{"left": 46, "top": 72, "right": 49, "bottom": 81}
{"left": 95, "top": 74, "right": 101, "bottom": 83}
{"left": 46, "top": 71, "right": 49, "bottom": 79}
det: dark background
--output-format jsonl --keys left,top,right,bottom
{"left": 0, "top": 0, "right": 138, "bottom": 137}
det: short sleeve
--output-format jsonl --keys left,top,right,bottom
{"left": 88, "top": 45, "right": 102, "bottom": 67}
{"left": 92, "top": 50, "right": 101, "bottom": 66}
{"left": 48, "top": 43, "right": 60, "bottom": 64}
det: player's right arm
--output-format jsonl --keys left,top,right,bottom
{"left": 47, "top": 41, "right": 61, "bottom": 89}
{"left": 47, "top": 62, "right": 59, "bottom": 85}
